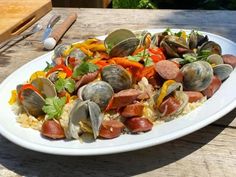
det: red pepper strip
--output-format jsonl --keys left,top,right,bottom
{"left": 148, "top": 48, "right": 166, "bottom": 60}
{"left": 18, "top": 84, "right": 41, "bottom": 102}
{"left": 46, "top": 64, "right": 72, "bottom": 77}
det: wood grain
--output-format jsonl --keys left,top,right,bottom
{"left": 0, "top": 8, "right": 236, "bottom": 177}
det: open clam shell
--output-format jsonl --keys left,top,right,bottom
{"left": 68, "top": 100, "right": 103, "bottom": 139}
{"left": 104, "top": 29, "right": 140, "bottom": 57}
{"left": 31, "top": 78, "right": 57, "bottom": 98}
{"left": 17, "top": 85, "right": 45, "bottom": 117}
{"left": 198, "top": 41, "right": 222, "bottom": 55}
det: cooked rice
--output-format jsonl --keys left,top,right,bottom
{"left": 17, "top": 113, "right": 43, "bottom": 130}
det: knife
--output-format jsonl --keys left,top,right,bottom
{"left": 42, "top": 15, "right": 61, "bottom": 41}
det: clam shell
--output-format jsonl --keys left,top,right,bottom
{"left": 101, "top": 64, "right": 132, "bottom": 92}
{"left": 109, "top": 37, "right": 140, "bottom": 57}
{"left": 181, "top": 61, "right": 213, "bottom": 91}
{"left": 31, "top": 78, "right": 57, "bottom": 98}
{"left": 213, "top": 64, "right": 233, "bottom": 81}
{"left": 17, "top": 85, "right": 45, "bottom": 117}
{"left": 82, "top": 81, "right": 114, "bottom": 110}
{"left": 199, "top": 41, "right": 222, "bottom": 55}
{"left": 207, "top": 54, "right": 223, "bottom": 65}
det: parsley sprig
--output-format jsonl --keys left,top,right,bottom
{"left": 42, "top": 97, "right": 66, "bottom": 119}
{"left": 55, "top": 78, "right": 75, "bottom": 93}
{"left": 72, "top": 62, "right": 98, "bottom": 77}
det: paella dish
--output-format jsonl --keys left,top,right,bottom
{"left": 9, "top": 28, "right": 236, "bottom": 141}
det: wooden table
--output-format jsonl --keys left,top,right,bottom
{"left": 0, "top": 8, "right": 236, "bottom": 177}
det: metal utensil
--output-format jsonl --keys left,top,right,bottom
{"left": 0, "top": 23, "right": 43, "bottom": 50}
{"left": 42, "top": 15, "right": 61, "bottom": 41}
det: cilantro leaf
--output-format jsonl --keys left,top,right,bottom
{"left": 73, "top": 62, "right": 98, "bottom": 77}
{"left": 42, "top": 97, "right": 66, "bottom": 119}
{"left": 55, "top": 78, "right": 75, "bottom": 93}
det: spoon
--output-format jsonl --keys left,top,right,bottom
{"left": 0, "top": 23, "right": 43, "bottom": 50}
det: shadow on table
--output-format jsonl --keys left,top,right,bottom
{"left": 0, "top": 109, "right": 235, "bottom": 177}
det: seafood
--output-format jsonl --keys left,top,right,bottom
{"left": 101, "top": 64, "right": 132, "bottom": 92}
{"left": 9, "top": 28, "right": 235, "bottom": 142}
{"left": 68, "top": 100, "right": 103, "bottom": 139}
{"left": 181, "top": 61, "right": 213, "bottom": 91}
{"left": 104, "top": 29, "right": 140, "bottom": 57}
{"left": 80, "top": 81, "right": 114, "bottom": 110}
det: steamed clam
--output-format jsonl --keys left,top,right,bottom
{"left": 104, "top": 29, "right": 140, "bottom": 57}
{"left": 213, "top": 64, "right": 233, "bottom": 81}
{"left": 198, "top": 41, "right": 222, "bottom": 55}
{"left": 160, "top": 35, "right": 189, "bottom": 58}
{"left": 17, "top": 78, "right": 57, "bottom": 117}
{"left": 68, "top": 100, "right": 103, "bottom": 139}
{"left": 189, "top": 30, "right": 208, "bottom": 49}
{"left": 80, "top": 81, "right": 114, "bottom": 110}
{"left": 181, "top": 61, "right": 213, "bottom": 91}
{"left": 101, "top": 64, "right": 132, "bottom": 92}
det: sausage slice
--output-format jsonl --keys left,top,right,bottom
{"left": 202, "top": 76, "right": 222, "bottom": 98}
{"left": 154, "top": 60, "right": 180, "bottom": 80}
{"left": 99, "top": 120, "right": 125, "bottom": 139}
{"left": 184, "top": 91, "right": 204, "bottom": 103}
{"left": 159, "top": 96, "right": 181, "bottom": 117}
{"left": 107, "top": 89, "right": 142, "bottom": 110}
{"left": 125, "top": 117, "right": 153, "bottom": 133}
{"left": 222, "top": 54, "right": 236, "bottom": 68}
{"left": 121, "top": 103, "right": 144, "bottom": 118}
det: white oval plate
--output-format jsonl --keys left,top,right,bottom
{"left": 0, "top": 29, "right": 236, "bottom": 156}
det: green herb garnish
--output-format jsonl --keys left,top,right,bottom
{"left": 55, "top": 78, "right": 75, "bottom": 93}
{"left": 42, "top": 97, "right": 66, "bottom": 119}
{"left": 72, "top": 62, "right": 98, "bottom": 77}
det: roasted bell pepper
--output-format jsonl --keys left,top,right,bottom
{"left": 46, "top": 64, "right": 72, "bottom": 77}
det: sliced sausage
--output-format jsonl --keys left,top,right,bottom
{"left": 202, "top": 76, "right": 222, "bottom": 98}
{"left": 173, "top": 71, "right": 183, "bottom": 83}
{"left": 159, "top": 96, "right": 181, "bottom": 117}
{"left": 121, "top": 103, "right": 144, "bottom": 118}
{"left": 41, "top": 120, "right": 65, "bottom": 139}
{"left": 125, "top": 117, "right": 153, "bottom": 133}
{"left": 154, "top": 60, "right": 180, "bottom": 80}
{"left": 184, "top": 91, "right": 204, "bottom": 103}
{"left": 75, "top": 71, "right": 99, "bottom": 89}
{"left": 99, "top": 120, "right": 125, "bottom": 139}
{"left": 222, "top": 54, "right": 236, "bottom": 68}
{"left": 107, "top": 89, "right": 142, "bottom": 110}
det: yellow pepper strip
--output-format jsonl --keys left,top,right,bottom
{"left": 156, "top": 80, "right": 176, "bottom": 108}
{"left": 87, "top": 44, "right": 106, "bottom": 52}
{"left": 29, "top": 71, "right": 46, "bottom": 82}
{"left": 72, "top": 38, "right": 98, "bottom": 48}
{"left": 89, "top": 58, "right": 102, "bottom": 64}
{"left": 70, "top": 95, "right": 78, "bottom": 101}
{"left": 63, "top": 45, "right": 74, "bottom": 57}
{"left": 8, "top": 90, "right": 17, "bottom": 105}
{"left": 80, "top": 47, "right": 93, "bottom": 57}
{"left": 57, "top": 71, "right": 67, "bottom": 79}
{"left": 180, "top": 31, "right": 187, "bottom": 40}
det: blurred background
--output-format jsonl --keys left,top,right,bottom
{"left": 52, "top": 0, "right": 236, "bottom": 9}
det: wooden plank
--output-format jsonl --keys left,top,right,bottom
{"left": 0, "top": 125, "right": 235, "bottom": 177}
{"left": 0, "top": 0, "right": 52, "bottom": 42}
